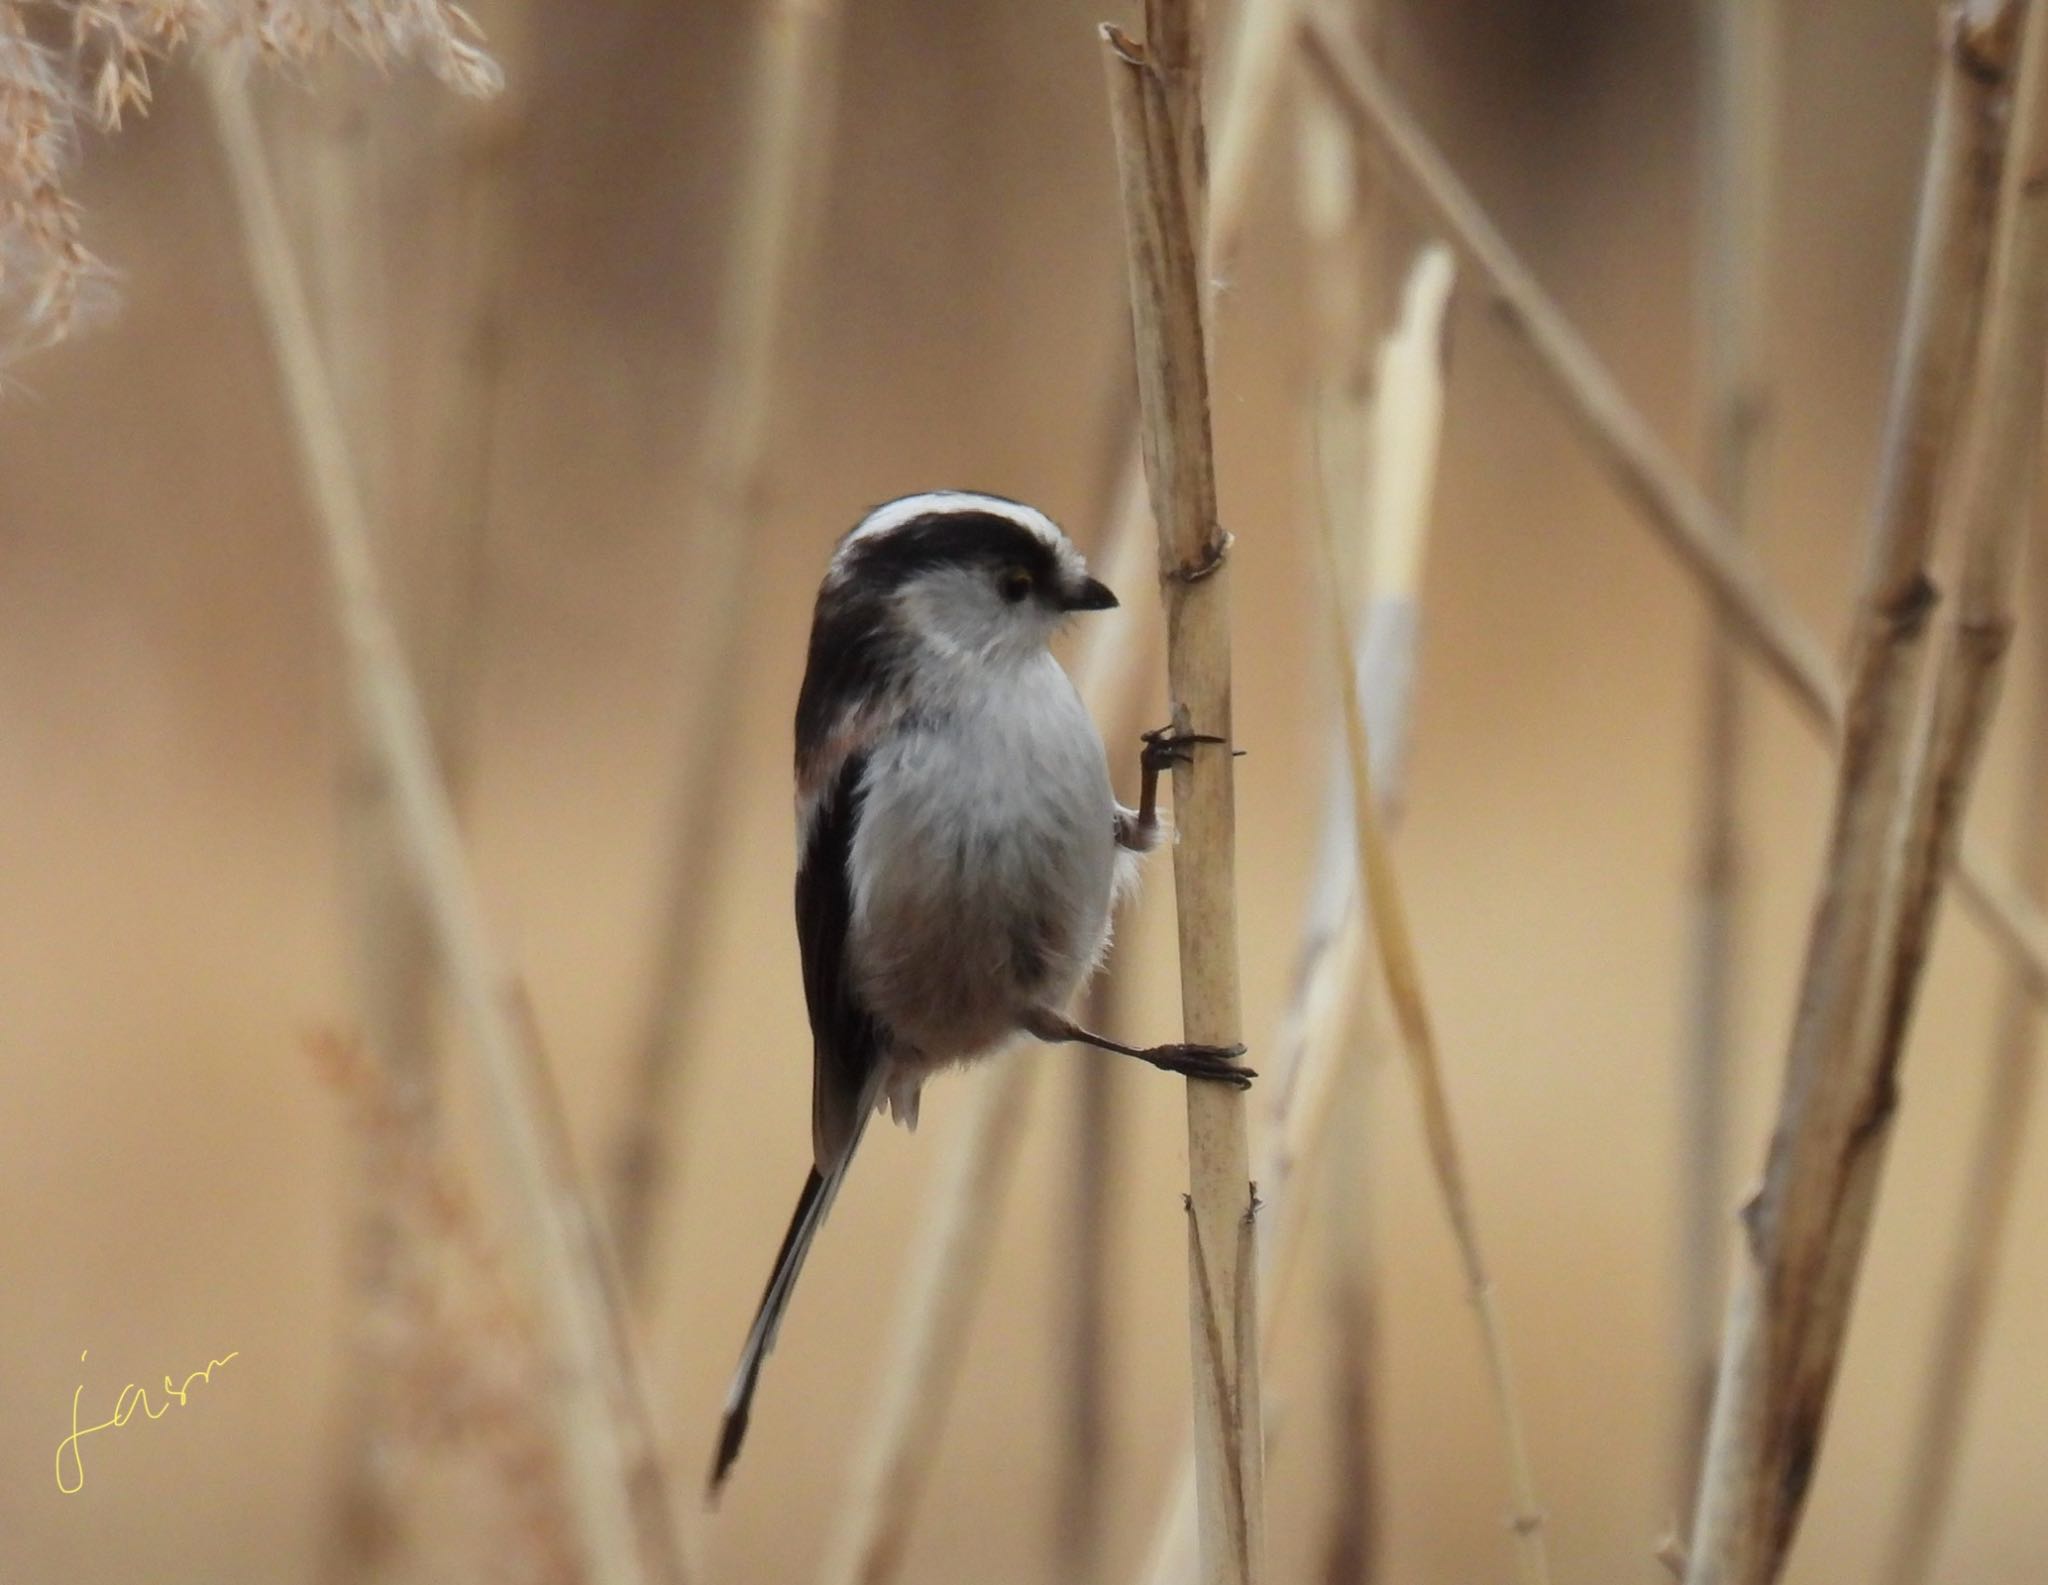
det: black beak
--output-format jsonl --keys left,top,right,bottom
{"left": 1061, "top": 576, "right": 1120, "bottom": 612}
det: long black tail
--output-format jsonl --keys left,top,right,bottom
{"left": 709, "top": 1097, "right": 875, "bottom": 1493}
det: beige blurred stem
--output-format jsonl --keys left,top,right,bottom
{"left": 289, "top": 58, "right": 429, "bottom": 1585}
{"left": 1312, "top": 308, "right": 1550, "bottom": 1585}
{"left": 808, "top": 1, "right": 1302, "bottom": 1576}
{"left": 1689, "top": 5, "right": 2045, "bottom": 1583}
{"left": 203, "top": 65, "right": 688, "bottom": 1585}
{"left": 1105, "top": 7, "right": 1267, "bottom": 1584}
{"left": 1879, "top": 548, "right": 2048, "bottom": 1585}
{"left": 417, "top": 0, "right": 537, "bottom": 804}
{"left": 1677, "top": 0, "right": 1777, "bottom": 1512}
{"left": 1138, "top": 243, "right": 1455, "bottom": 1585}
{"left": 1294, "top": 9, "right": 1391, "bottom": 1577}
{"left": 1297, "top": 10, "right": 2048, "bottom": 1015}
{"left": 1059, "top": 974, "right": 1123, "bottom": 1585}
{"left": 607, "top": 0, "right": 847, "bottom": 1300}
{"left": 313, "top": 11, "right": 534, "bottom": 1570}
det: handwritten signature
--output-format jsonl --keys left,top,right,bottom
{"left": 55, "top": 1348, "right": 239, "bottom": 1494}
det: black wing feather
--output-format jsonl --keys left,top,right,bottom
{"left": 796, "top": 751, "right": 883, "bottom": 1169}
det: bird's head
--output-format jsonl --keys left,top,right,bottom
{"left": 825, "top": 491, "right": 1117, "bottom": 666}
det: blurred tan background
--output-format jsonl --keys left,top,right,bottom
{"left": 3, "top": 2, "right": 2045, "bottom": 1582}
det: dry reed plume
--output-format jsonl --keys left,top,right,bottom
{"left": 0, "top": 0, "right": 497, "bottom": 357}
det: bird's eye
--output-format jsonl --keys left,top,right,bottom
{"left": 999, "top": 568, "right": 1034, "bottom": 604}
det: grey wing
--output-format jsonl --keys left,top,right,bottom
{"left": 796, "top": 751, "right": 884, "bottom": 1169}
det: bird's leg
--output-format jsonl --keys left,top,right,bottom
{"left": 1116, "top": 726, "right": 1225, "bottom": 852}
{"left": 1023, "top": 1007, "right": 1254, "bottom": 1088}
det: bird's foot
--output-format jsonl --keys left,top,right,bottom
{"left": 1141, "top": 1041, "right": 1255, "bottom": 1088}
{"left": 1140, "top": 726, "right": 1226, "bottom": 776}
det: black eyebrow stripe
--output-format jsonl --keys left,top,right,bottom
{"left": 841, "top": 512, "right": 1063, "bottom": 589}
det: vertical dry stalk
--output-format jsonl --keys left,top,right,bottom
{"left": 1678, "top": 0, "right": 1777, "bottom": 1509}
{"left": 291, "top": 61, "right": 435, "bottom": 1585}
{"left": 1295, "top": 13, "right": 2048, "bottom": 1022}
{"left": 1866, "top": 0, "right": 2048, "bottom": 1166}
{"left": 203, "top": 65, "right": 687, "bottom": 1585}
{"left": 1137, "top": 242, "right": 1454, "bottom": 1585}
{"left": 1104, "top": 6, "right": 1266, "bottom": 1583}
{"left": 1879, "top": 558, "right": 2048, "bottom": 1585}
{"left": 608, "top": 0, "right": 847, "bottom": 1297}
{"left": 1686, "top": 7, "right": 2034, "bottom": 1583}
{"left": 1866, "top": 12, "right": 2048, "bottom": 1575}
{"left": 1312, "top": 243, "right": 1451, "bottom": 1585}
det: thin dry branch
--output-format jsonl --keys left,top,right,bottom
{"left": 1678, "top": 0, "right": 1777, "bottom": 1508}
{"left": 1879, "top": 547, "right": 2048, "bottom": 1585}
{"left": 203, "top": 64, "right": 686, "bottom": 1585}
{"left": 1688, "top": 5, "right": 2042, "bottom": 1582}
{"left": 1868, "top": 7, "right": 2048, "bottom": 1575}
{"left": 1867, "top": 10, "right": 2048, "bottom": 1137}
{"left": 607, "top": 0, "right": 848, "bottom": 1298}
{"left": 1296, "top": 9, "right": 2048, "bottom": 1015}
{"left": 1104, "top": 7, "right": 1265, "bottom": 1584}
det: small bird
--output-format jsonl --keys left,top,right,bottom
{"left": 709, "top": 490, "right": 1252, "bottom": 1491}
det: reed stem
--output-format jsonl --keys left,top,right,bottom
{"left": 1688, "top": 5, "right": 2037, "bottom": 1580}
{"left": 1104, "top": 5, "right": 1265, "bottom": 1581}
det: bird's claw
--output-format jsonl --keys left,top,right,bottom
{"left": 1151, "top": 1041, "right": 1255, "bottom": 1089}
{"left": 1140, "top": 726, "right": 1226, "bottom": 775}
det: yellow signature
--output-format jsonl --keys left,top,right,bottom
{"left": 55, "top": 1348, "right": 240, "bottom": 1494}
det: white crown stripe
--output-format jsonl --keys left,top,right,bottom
{"left": 835, "top": 491, "right": 1067, "bottom": 559}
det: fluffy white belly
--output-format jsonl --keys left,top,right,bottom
{"left": 849, "top": 654, "right": 1116, "bottom": 1062}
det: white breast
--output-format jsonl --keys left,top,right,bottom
{"left": 848, "top": 651, "right": 1117, "bottom": 1062}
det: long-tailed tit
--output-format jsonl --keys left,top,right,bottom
{"left": 708, "top": 490, "right": 1253, "bottom": 1490}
